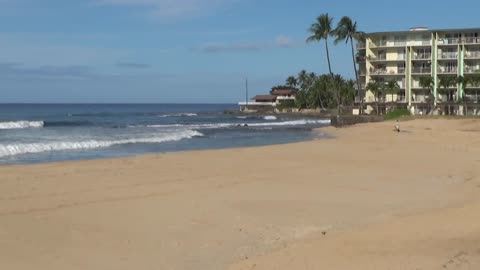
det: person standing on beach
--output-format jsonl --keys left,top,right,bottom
{"left": 395, "top": 120, "right": 400, "bottom": 132}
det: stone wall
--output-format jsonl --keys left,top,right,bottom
{"left": 330, "top": 115, "right": 384, "bottom": 127}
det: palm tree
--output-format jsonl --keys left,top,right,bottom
{"left": 297, "top": 70, "right": 309, "bottom": 90}
{"left": 366, "top": 80, "right": 381, "bottom": 114}
{"left": 333, "top": 16, "right": 365, "bottom": 100}
{"left": 465, "top": 74, "right": 480, "bottom": 102}
{"left": 419, "top": 76, "right": 435, "bottom": 114}
{"left": 385, "top": 79, "right": 400, "bottom": 103}
{"left": 286, "top": 76, "right": 298, "bottom": 88}
{"left": 439, "top": 75, "right": 458, "bottom": 115}
{"left": 438, "top": 75, "right": 457, "bottom": 102}
{"left": 295, "top": 89, "right": 308, "bottom": 109}
{"left": 419, "top": 76, "right": 434, "bottom": 100}
{"left": 306, "top": 13, "right": 334, "bottom": 77}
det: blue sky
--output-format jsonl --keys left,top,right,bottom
{"left": 1, "top": 0, "right": 479, "bottom": 103}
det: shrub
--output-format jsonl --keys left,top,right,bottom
{"left": 384, "top": 108, "right": 411, "bottom": 120}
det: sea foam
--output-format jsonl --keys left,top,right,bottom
{"left": 0, "top": 121, "right": 44, "bottom": 130}
{"left": 158, "top": 113, "right": 198, "bottom": 118}
{"left": 0, "top": 130, "right": 203, "bottom": 158}
{"left": 262, "top": 115, "right": 277, "bottom": 120}
{"left": 145, "top": 119, "right": 330, "bottom": 129}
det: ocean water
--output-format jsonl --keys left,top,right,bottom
{"left": 0, "top": 104, "right": 330, "bottom": 164}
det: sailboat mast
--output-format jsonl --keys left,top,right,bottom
{"left": 245, "top": 78, "right": 249, "bottom": 107}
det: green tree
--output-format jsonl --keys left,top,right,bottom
{"left": 307, "top": 13, "right": 334, "bottom": 77}
{"left": 385, "top": 79, "right": 400, "bottom": 103}
{"left": 286, "top": 76, "right": 298, "bottom": 88}
{"left": 467, "top": 74, "right": 480, "bottom": 102}
{"left": 294, "top": 89, "right": 308, "bottom": 109}
{"left": 297, "top": 70, "right": 309, "bottom": 91}
{"left": 438, "top": 75, "right": 457, "bottom": 115}
{"left": 333, "top": 16, "right": 365, "bottom": 101}
{"left": 419, "top": 76, "right": 435, "bottom": 101}
{"left": 366, "top": 80, "right": 382, "bottom": 114}
{"left": 438, "top": 75, "right": 457, "bottom": 102}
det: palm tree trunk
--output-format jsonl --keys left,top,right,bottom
{"left": 350, "top": 38, "right": 362, "bottom": 114}
{"left": 324, "top": 39, "right": 333, "bottom": 77}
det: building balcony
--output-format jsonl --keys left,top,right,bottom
{"left": 438, "top": 38, "right": 461, "bottom": 45}
{"left": 411, "top": 67, "right": 431, "bottom": 74}
{"left": 437, "top": 67, "right": 457, "bottom": 74}
{"left": 438, "top": 52, "right": 458, "bottom": 60}
{"left": 371, "top": 40, "right": 387, "bottom": 47}
{"left": 411, "top": 95, "right": 429, "bottom": 103}
{"left": 465, "top": 51, "right": 480, "bottom": 59}
{"left": 464, "top": 66, "right": 480, "bottom": 74}
{"left": 464, "top": 37, "right": 480, "bottom": 44}
{"left": 412, "top": 83, "right": 422, "bottom": 89}
{"left": 411, "top": 40, "right": 432, "bottom": 46}
{"left": 368, "top": 55, "right": 387, "bottom": 62}
{"left": 392, "top": 41, "right": 407, "bottom": 47}
{"left": 413, "top": 53, "right": 431, "bottom": 60}
{"left": 370, "top": 69, "right": 405, "bottom": 76}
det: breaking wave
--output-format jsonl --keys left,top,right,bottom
{"left": 145, "top": 119, "right": 330, "bottom": 129}
{"left": 158, "top": 113, "right": 198, "bottom": 118}
{"left": 0, "top": 130, "right": 203, "bottom": 158}
{"left": 0, "top": 121, "right": 44, "bottom": 130}
{"left": 262, "top": 115, "right": 277, "bottom": 120}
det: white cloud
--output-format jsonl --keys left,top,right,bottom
{"left": 275, "top": 35, "right": 301, "bottom": 48}
{"left": 93, "top": 0, "right": 236, "bottom": 20}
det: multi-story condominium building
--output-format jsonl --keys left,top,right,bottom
{"left": 357, "top": 27, "right": 480, "bottom": 112}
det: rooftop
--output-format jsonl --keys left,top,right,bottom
{"left": 367, "top": 27, "right": 480, "bottom": 36}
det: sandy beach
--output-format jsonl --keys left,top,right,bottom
{"left": 1, "top": 119, "right": 480, "bottom": 270}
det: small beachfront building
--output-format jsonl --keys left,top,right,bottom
{"left": 239, "top": 87, "right": 298, "bottom": 111}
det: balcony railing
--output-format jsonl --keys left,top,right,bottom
{"left": 439, "top": 52, "right": 458, "bottom": 59}
{"left": 414, "top": 53, "right": 431, "bottom": 60}
{"left": 464, "top": 66, "right": 480, "bottom": 73}
{"left": 437, "top": 67, "right": 457, "bottom": 74}
{"left": 464, "top": 37, "right": 480, "bottom": 44}
{"left": 393, "top": 41, "right": 407, "bottom": 46}
{"left": 412, "top": 67, "right": 431, "bottom": 74}
{"left": 370, "top": 69, "right": 387, "bottom": 75}
{"left": 412, "top": 95, "right": 428, "bottom": 102}
{"left": 371, "top": 40, "right": 387, "bottom": 47}
{"left": 369, "top": 55, "right": 387, "bottom": 61}
{"left": 370, "top": 69, "right": 404, "bottom": 75}
{"left": 438, "top": 38, "right": 460, "bottom": 45}
{"left": 412, "top": 83, "right": 422, "bottom": 89}
{"left": 465, "top": 51, "right": 480, "bottom": 59}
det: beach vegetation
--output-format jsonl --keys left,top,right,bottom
{"left": 384, "top": 108, "right": 410, "bottom": 120}
{"left": 282, "top": 71, "right": 355, "bottom": 112}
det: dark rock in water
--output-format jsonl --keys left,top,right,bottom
{"left": 243, "top": 124, "right": 248, "bottom": 127}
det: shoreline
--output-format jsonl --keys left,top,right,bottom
{"left": 0, "top": 123, "right": 331, "bottom": 166}
{"left": 1, "top": 119, "right": 479, "bottom": 269}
